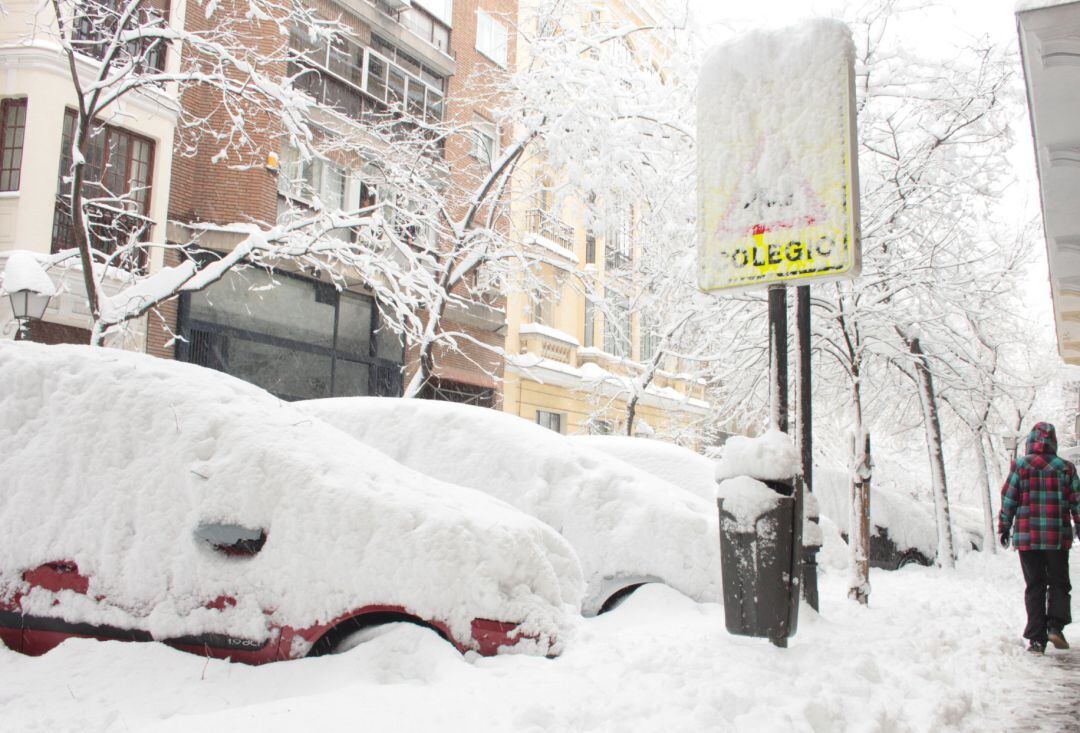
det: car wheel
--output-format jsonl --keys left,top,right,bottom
{"left": 897, "top": 551, "right": 930, "bottom": 569}
{"left": 309, "top": 612, "right": 450, "bottom": 657}
{"left": 598, "top": 582, "right": 648, "bottom": 614}
{"left": 332, "top": 621, "right": 416, "bottom": 653}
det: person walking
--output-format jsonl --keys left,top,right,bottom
{"left": 999, "top": 422, "right": 1080, "bottom": 653}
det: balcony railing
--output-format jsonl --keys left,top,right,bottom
{"left": 526, "top": 209, "right": 574, "bottom": 252}
{"left": 604, "top": 247, "right": 631, "bottom": 271}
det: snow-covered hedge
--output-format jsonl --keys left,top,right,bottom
{"left": 0, "top": 343, "right": 581, "bottom": 654}
{"left": 300, "top": 398, "right": 722, "bottom": 614}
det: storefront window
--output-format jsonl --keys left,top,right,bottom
{"left": 180, "top": 269, "right": 403, "bottom": 400}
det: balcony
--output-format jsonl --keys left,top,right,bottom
{"left": 604, "top": 247, "right": 631, "bottom": 272}
{"left": 525, "top": 209, "right": 575, "bottom": 253}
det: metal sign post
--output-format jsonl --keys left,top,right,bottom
{"left": 698, "top": 19, "right": 861, "bottom": 643}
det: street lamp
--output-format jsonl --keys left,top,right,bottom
{"left": 1002, "top": 433, "right": 1020, "bottom": 463}
{"left": 3, "top": 252, "right": 56, "bottom": 341}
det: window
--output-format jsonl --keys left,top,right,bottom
{"left": 471, "top": 118, "right": 497, "bottom": 168}
{"left": 536, "top": 410, "right": 563, "bottom": 434}
{"left": 476, "top": 10, "right": 508, "bottom": 67}
{"left": 583, "top": 297, "right": 595, "bottom": 348}
{"left": 585, "top": 232, "right": 596, "bottom": 265}
{"left": 603, "top": 291, "right": 631, "bottom": 358}
{"left": 640, "top": 313, "right": 661, "bottom": 362}
{"left": 278, "top": 144, "right": 348, "bottom": 211}
{"left": 0, "top": 99, "right": 27, "bottom": 192}
{"left": 52, "top": 109, "right": 155, "bottom": 271}
{"left": 288, "top": 28, "right": 447, "bottom": 128}
{"left": 73, "top": 0, "right": 169, "bottom": 73}
{"left": 605, "top": 217, "right": 632, "bottom": 271}
{"left": 181, "top": 269, "right": 403, "bottom": 401}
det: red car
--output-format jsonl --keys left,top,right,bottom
{"left": 0, "top": 343, "right": 581, "bottom": 663}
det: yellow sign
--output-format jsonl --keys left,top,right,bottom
{"left": 697, "top": 20, "right": 861, "bottom": 293}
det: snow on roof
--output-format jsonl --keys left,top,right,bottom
{"left": 0, "top": 251, "right": 57, "bottom": 296}
{"left": 567, "top": 435, "right": 716, "bottom": 501}
{"left": 714, "top": 430, "right": 801, "bottom": 482}
{"left": 0, "top": 343, "right": 580, "bottom": 653}
{"left": 300, "top": 397, "right": 722, "bottom": 613}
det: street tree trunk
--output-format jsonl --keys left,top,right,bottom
{"left": 908, "top": 336, "right": 956, "bottom": 568}
{"left": 976, "top": 428, "right": 997, "bottom": 554}
{"left": 848, "top": 377, "right": 871, "bottom": 604}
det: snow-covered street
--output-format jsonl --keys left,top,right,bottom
{"left": 3, "top": 550, "right": 1074, "bottom": 733}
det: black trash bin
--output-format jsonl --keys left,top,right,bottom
{"left": 717, "top": 478, "right": 801, "bottom": 646}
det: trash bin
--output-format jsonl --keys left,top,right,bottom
{"left": 717, "top": 477, "right": 801, "bottom": 647}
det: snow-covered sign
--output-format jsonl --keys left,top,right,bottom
{"left": 696, "top": 19, "right": 861, "bottom": 293}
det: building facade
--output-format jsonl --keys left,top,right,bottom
{"left": 501, "top": 0, "right": 710, "bottom": 440}
{"left": 0, "top": 0, "right": 180, "bottom": 347}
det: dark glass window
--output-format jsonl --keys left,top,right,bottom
{"left": 180, "top": 269, "right": 403, "bottom": 401}
{"left": 52, "top": 109, "right": 155, "bottom": 272}
{"left": 73, "top": 0, "right": 169, "bottom": 73}
{"left": 0, "top": 99, "right": 27, "bottom": 192}
{"left": 536, "top": 410, "right": 563, "bottom": 433}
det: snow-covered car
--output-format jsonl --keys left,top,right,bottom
{"left": 813, "top": 468, "right": 937, "bottom": 569}
{"left": 0, "top": 343, "right": 581, "bottom": 663}
{"left": 299, "top": 398, "right": 722, "bottom": 615}
{"left": 567, "top": 435, "right": 717, "bottom": 501}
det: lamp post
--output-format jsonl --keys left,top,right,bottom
{"left": 3, "top": 252, "right": 57, "bottom": 341}
{"left": 1002, "top": 433, "right": 1020, "bottom": 464}
{"left": 8, "top": 287, "right": 53, "bottom": 340}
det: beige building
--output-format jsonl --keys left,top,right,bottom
{"left": 502, "top": 0, "right": 709, "bottom": 440}
{"left": 0, "top": 0, "right": 180, "bottom": 347}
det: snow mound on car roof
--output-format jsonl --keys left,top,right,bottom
{"left": 300, "top": 398, "right": 721, "bottom": 613}
{"left": 0, "top": 343, "right": 581, "bottom": 654}
{"left": 566, "top": 435, "right": 717, "bottom": 501}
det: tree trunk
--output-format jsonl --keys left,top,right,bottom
{"left": 848, "top": 376, "right": 871, "bottom": 604}
{"left": 974, "top": 428, "right": 997, "bottom": 554}
{"left": 909, "top": 336, "right": 956, "bottom": 568}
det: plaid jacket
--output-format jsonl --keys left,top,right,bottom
{"left": 999, "top": 422, "right": 1080, "bottom": 551}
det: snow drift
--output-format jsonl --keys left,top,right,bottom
{"left": 300, "top": 398, "right": 722, "bottom": 614}
{"left": 0, "top": 343, "right": 581, "bottom": 655}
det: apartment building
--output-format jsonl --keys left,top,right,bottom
{"left": 0, "top": 0, "right": 179, "bottom": 347}
{"left": 164, "top": 0, "right": 515, "bottom": 403}
{"left": 502, "top": 0, "right": 710, "bottom": 440}
{"left": 0, "top": 0, "right": 515, "bottom": 404}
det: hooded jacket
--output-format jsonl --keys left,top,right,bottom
{"left": 999, "top": 422, "right": 1080, "bottom": 551}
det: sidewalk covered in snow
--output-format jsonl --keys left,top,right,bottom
{"left": 2, "top": 551, "right": 1075, "bottom": 732}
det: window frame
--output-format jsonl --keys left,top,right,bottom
{"left": 52, "top": 108, "right": 157, "bottom": 269}
{"left": 178, "top": 268, "right": 404, "bottom": 401}
{"left": 475, "top": 10, "right": 508, "bottom": 68}
{"left": 0, "top": 98, "right": 28, "bottom": 192}
{"left": 536, "top": 410, "right": 563, "bottom": 434}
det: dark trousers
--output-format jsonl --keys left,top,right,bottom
{"left": 1019, "top": 550, "right": 1072, "bottom": 642}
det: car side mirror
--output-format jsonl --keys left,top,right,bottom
{"left": 195, "top": 523, "right": 267, "bottom": 557}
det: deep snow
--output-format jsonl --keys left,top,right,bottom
{"left": 1, "top": 550, "right": 1070, "bottom": 732}
{"left": 299, "top": 397, "right": 722, "bottom": 614}
{"left": 0, "top": 343, "right": 580, "bottom": 653}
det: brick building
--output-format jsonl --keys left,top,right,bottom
{"left": 0, "top": 0, "right": 518, "bottom": 407}
{"left": 165, "top": 0, "right": 517, "bottom": 404}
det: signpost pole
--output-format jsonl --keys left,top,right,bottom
{"left": 768, "top": 284, "right": 789, "bottom": 434}
{"left": 796, "top": 284, "right": 819, "bottom": 610}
